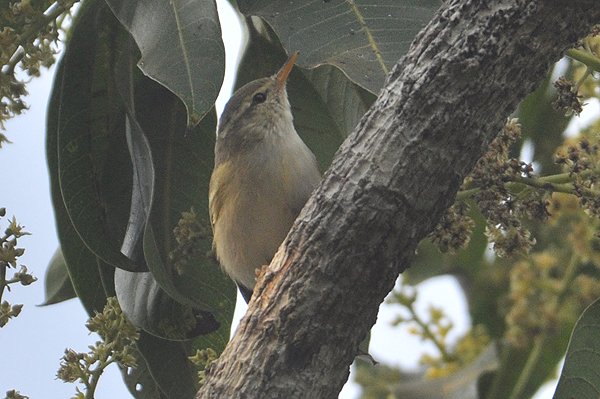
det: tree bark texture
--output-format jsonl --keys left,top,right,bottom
{"left": 198, "top": 1, "right": 600, "bottom": 398}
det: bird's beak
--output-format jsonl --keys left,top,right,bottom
{"left": 276, "top": 51, "right": 299, "bottom": 91}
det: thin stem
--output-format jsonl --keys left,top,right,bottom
{"left": 0, "top": 262, "right": 7, "bottom": 303}
{"left": 566, "top": 48, "right": 600, "bottom": 73}
{"left": 510, "top": 175, "right": 600, "bottom": 197}
{"left": 456, "top": 169, "right": 600, "bottom": 200}
{"left": 506, "top": 336, "right": 545, "bottom": 399}
{"left": 456, "top": 187, "right": 479, "bottom": 200}
{"left": 485, "top": 347, "right": 515, "bottom": 399}
{"left": 536, "top": 169, "right": 596, "bottom": 184}
{"left": 0, "top": 230, "right": 10, "bottom": 302}
{"left": 407, "top": 304, "right": 456, "bottom": 363}
{"left": 84, "top": 367, "right": 102, "bottom": 399}
{"left": 84, "top": 346, "right": 113, "bottom": 399}
{"left": 575, "top": 67, "right": 592, "bottom": 92}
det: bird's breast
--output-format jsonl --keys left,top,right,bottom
{"left": 209, "top": 134, "right": 320, "bottom": 290}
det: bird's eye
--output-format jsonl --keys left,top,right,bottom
{"left": 252, "top": 92, "right": 267, "bottom": 104}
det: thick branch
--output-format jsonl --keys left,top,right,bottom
{"left": 198, "top": 1, "right": 600, "bottom": 398}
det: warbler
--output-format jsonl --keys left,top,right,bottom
{"left": 209, "top": 52, "right": 321, "bottom": 302}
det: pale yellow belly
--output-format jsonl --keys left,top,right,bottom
{"left": 209, "top": 136, "right": 321, "bottom": 290}
{"left": 212, "top": 191, "right": 296, "bottom": 289}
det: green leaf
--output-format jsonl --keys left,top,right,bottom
{"left": 115, "top": 269, "right": 220, "bottom": 340}
{"left": 47, "top": 0, "right": 115, "bottom": 314}
{"left": 53, "top": 0, "right": 234, "bottom": 339}
{"left": 119, "top": 349, "right": 166, "bottom": 399}
{"left": 301, "top": 64, "right": 376, "bottom": 141}
{"left": 136, "top": 332, "right": 198, "bottom": 399}
{"left": 41, "top": 247, "right": 77, "bottom": 306}
{"left": 113, "top": 37, "right": 153, "bottom": 267}
{"left": 238, "top": 0, "right": 440, "bottom": 93}
{"left": 54, "top": 0, "right": 144, "bottom": 272}
{"left": 104, "top": 0, "right": 225, "bottom": 125}
{"left": 136, "top": 327, "right": 235, "bottom": 399}
{"left": 553, "top": 297, "right": 600, "bottom": 399}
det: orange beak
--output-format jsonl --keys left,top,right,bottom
{"left": 276, "top": 51, "right": 299, "bottom": 90}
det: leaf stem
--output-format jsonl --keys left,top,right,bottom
{"left": 457, "top": 169, "right": 600, "bottom": 200}
{"left": 84, "top": 343, "right": 114, "bottom": 399}
{"left": 406, "top": 302, "right": 456, "bottom": 363}
{"left": 0, "top": 231, "right": 10, "bottom": 302}
{"left": 345, "top": 0, "right": 389, "bottom": 74}
{"left": 506, "top": 336, "right": 545, "bottom": 399}
{"left": 0, "top": 261, "right": 7, "bottom": 303}
{"left": 566, "top": 48, "right": 600, "bottom": 73}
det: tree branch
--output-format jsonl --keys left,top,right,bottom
{"left": 198, "top": 1, "right": 600, "bottom": 397}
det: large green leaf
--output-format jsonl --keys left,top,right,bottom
{"left": 302, "top": 64, "right": 376, "bottom": 142}
{"left": 119, "top": 350, "right": 166, "bottom": 399}
{"left": 238, "top": 0, "right": 441, "bottom": 93}
{"left": 104, "top": 0, "right": 225, "bottom": 125}
{"left": 115, "top": 269, "right": 220, "bottom": 340}
{"left": 553, "top": 297, "right": 600, "bottom": 399}
{"left": 41, "top": 247, "right": 77, "bottom": 306}
{"left": 136, "top": 332, "right": 198, "bottom": 399}
{"left": 54, "top": 0, "right": 144, "bottom": 273}
{"left": 134, "top": 82, "right": 234, "bottom": 312}
{"left": 47, "top": 0, "right": 116, "bottom": 314}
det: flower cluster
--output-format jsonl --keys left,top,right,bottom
{"left": 503, "top": 191, "right": 600, "bottom": 348}
{"left": 0, "top": 208, "right": 34, "bottom": 327}
{"left": 421, "top": 325, "right": 491, "bottom": 379}
{"left": 0, "top": 0, "right": 78, "bottom": 139}
{"left": 555, "top": 136, "right": 600, "bottom": 217}
{"left": 553, "top": 77, "right": 584, "bottom": 116}
{"left": 429, "top": 201, "right": 475, "bottom": 253}
{"left": 3, "top": 390, "right": 28, "bottom": 399}
{"left": 471, "top": 120, "right": 545, "bottom": 256}
{"left": 388, "top": 284, "right": 490, "bottom": 379}
{"left": 57, "top": 297, "right": 139, "bottom": 398}
{"left": 436, "top": 119, "right": 548, "bottom": 257}
{"left": 170, "top": 208, "right": 213, "bottom": 274}
{"left": 504, "top": 253, "right": 563, "bottom": 347}
{"left": 189, "top": 348, "right": 218, "bottom": 386}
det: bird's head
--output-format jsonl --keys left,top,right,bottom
{"left": 215, "top": 52, "right": 299, "bottom": 163}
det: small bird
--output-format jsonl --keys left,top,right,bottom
{"left": 209, "top": 52, "right": 321, "bottom": 303}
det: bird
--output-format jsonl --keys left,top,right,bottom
{"left": 209, "top": 52, "right": 321, "bottom": 303}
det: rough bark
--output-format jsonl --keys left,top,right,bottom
{"left": 197, "top": 1, "right": 600, "bottom": 398}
